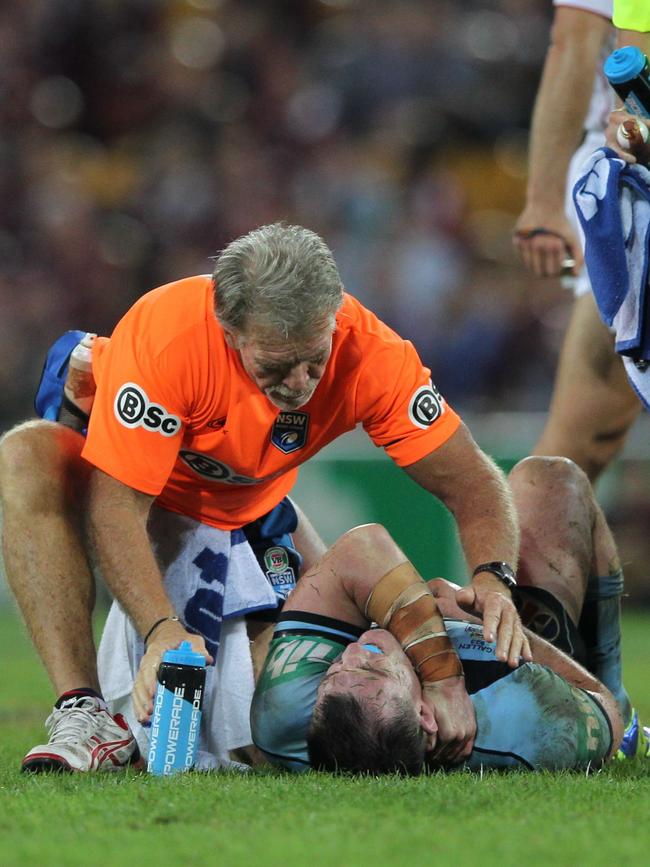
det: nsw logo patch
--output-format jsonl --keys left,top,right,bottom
{"left": 271, "top": 411, "right": 309, "bottom": 454}
{"left": 263, "top": 546, "right": 296, "bottom": 600}
{"left": 114, "top": 382, "right": 181, "bottom": 437}
{"left": 408, "top": 382, "right": 443, "bottom": 429}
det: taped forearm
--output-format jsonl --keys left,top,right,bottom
{"left": 365, "top": 562, "right": 463, "bottom": 683}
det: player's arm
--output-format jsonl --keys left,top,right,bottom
{"left": 513, "top": 5, "right": 612, "bottom": 276}
{"left": 526, "top": 628, "right": 624, "bottom": 758}
{"left": 86, "top": 469, "right": 213, "bottom": 723}
{"left": 282, "top": 525, "right": 476, "bottom": 762}
{"left": 404, "top": 423, "right": 531, "bottom": 668}
{"left": 362, "top": 555, "right": 476, "bottom": 764}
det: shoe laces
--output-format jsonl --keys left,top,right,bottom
{"left": 45, "top": 698, "right": 105, "bottom": 744}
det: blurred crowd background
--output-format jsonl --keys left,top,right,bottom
{"left": 1, "top": 0, "right": 649, "bottom": 601}
{"left": 1, "top": 0, "right": 562, "bottom": 421}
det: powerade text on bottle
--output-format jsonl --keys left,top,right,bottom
{"left": 604, "top": 46, "right": 650, "bottom": 118}
{"left": 147, "top": 641, "right": 206, "bottom": 775}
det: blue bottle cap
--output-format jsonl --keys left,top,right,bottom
{"left": 362, "top": 643, "right": 384, "bottom": 654}
{"left": 604, "top": 46, "right": 646, "bottom": 85}
{"left": 162, "top": 640, "right": 207, "bottom": 667}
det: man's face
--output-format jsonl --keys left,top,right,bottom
{"left": 228, "top": 320, "right": 334, "bottom": 411}
{"left": 316, "top": 629, "right": 426, "bottom": 721}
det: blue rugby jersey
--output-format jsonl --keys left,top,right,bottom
{"left": 250, "top": 612, "right": 612, "bottom": 772}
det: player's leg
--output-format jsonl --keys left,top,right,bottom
{"left": 507, "top": 455, "right": 593, "bottom": 624}
{"left": 0, "top": 419, "right": 98, "bottom": 693}
{"left": 579, "top": 493, "right": 648, "bottom": 757}
{"left": 0, "top": 419, "right": 140, "bottom": 772}
{"left": 508, "top": 456, "right": 642, "bottom": 754}
{"left": 533, "top": 293, "right": 640, "bottom": 482}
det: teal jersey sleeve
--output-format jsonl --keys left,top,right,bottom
{"left": 466, "top": 663, "right": 612, "bottom": 771}
{"left": 250, "top": 612, "right": 363, "bottom": 771}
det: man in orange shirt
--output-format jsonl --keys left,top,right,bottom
{"left": 0, "top": 223, "right": 528, "bottom": 773}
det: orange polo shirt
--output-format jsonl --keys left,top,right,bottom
{"left": 82, "top": 276, "right": 461, "bottom": 529}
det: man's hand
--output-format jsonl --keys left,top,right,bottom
{"left": 604, "top": 109, "right": 650, "bottom": 165}
{"left": 133, "top": 620, "right": 213, "bottom": 724}
{"left": 422, "top": 675, "right": 476, "bottom": 766}
{"left": 455, "top": 574, "right": 532, "bottom": 667}
{"left": 513, "top": 209, "right": 582, "bottom": 278}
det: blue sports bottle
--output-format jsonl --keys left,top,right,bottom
{"left": 147, "top": 642, "right": 206, "bottom": 775}
{"left": 604, "top": 46, "right": 650, "bottom": 118}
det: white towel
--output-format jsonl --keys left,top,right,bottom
{"left": 97, "top": 505, "right": 277, "bottom": 770}
{"left": 574, "top": 147, "right": 650, "bottom": 408}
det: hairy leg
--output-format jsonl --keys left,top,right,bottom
{"left": 0, "top": 420, "right": 99, "bottom": 694}
{"left": 508, "top": 456, "right": 631, "bottom": 719}
{"left": 533, "top": 293, "right": 640, "bottom": 482}
{"left": 508, "top": 455, "right": 595, "bottom": 623}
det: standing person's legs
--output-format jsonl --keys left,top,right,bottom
{"left": 533, "top": 293, "right": 640, "bottom": 483}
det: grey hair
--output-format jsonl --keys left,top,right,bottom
{"left": 212, "top": 223, "right": 344, "bottom": 338}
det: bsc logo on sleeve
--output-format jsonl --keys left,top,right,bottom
{"left": 408, "top": 382, "right": 444, "bottom": 429}
{"left": 114, "top": 383, "right": 181, "bottom": 437}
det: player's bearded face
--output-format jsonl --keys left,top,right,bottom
{"left": 233, "top": 322, "right": 334, "bottom": 410}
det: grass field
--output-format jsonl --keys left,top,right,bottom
{"left": 1, "top": 610, "right": 649, "bottom": 867}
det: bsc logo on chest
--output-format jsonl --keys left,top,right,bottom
{"left": 271, "top": 411, "right": 310, "bottom": 454}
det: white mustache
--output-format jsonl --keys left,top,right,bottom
{"left": 269, "top": 384, "right": 314, "bottom": 400}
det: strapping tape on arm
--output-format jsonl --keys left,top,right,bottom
{"left": 365, "top": 562, "right": 463, "bottom": 683}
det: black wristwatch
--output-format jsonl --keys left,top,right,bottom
{"left": 472, "top": 561, "right": 517, "bottom": 589}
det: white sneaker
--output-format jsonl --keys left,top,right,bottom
{"left": 22, "top": 695, "right": 143, "bottom": 773}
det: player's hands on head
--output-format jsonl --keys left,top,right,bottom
{"left": 422, "top": 675, "right": 476, "bottom": 766}
{"left": 604, "top": 109, "right": 650, "bottom": 165}
{"left": 132, "top": 621, "right": 213, "bottom": 725}
{"left": 512, "top": 208, "right": 582, "bottom": 279}
{"left": 455, "top": 575, "right": 532, "bottom": 668}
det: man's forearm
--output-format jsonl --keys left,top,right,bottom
{"left": 405, "top": 425, "right": 519, "bottom": 574}
{"left": 86, "top": 470, "right": 174, "bottom": 638}
{"left": 448, "top": 452, "right": 519, "bottom": 575}
{"left": 526, "top": 8, "right": 612, "bottom": 206}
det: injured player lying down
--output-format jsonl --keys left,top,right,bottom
{"left": 251, "top": 456, "right": 640, "bottom": 774}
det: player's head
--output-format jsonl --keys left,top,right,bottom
{"left": 307, "top": 629, "right": 437, "bottom": 775}
{"left": 213, "top": 223, "right": 344, "bottom": 410}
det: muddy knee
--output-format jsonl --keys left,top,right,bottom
{"left": 0, "top": 420, "right": 87, "bottom": 510}
{"left": 509, "top": 455, "right": 592, "bottom": 500}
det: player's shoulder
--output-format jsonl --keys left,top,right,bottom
{"left": 131, "top": 274, "right": 214, "bottom": 320}
{"left": 117, "top": 274, "right": 218, "bottom": 354}
{"left": 251, "top": 612, "right": 362, "bottom": 773}
{"left": 335, "top": 292, "right": 408, "bottom": 352}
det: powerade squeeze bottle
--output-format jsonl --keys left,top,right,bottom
{"left": 604, "top": 46, "right": 650, "bottom": 118}
{"left": 147, "top": 642, "right": 206, "bottom": 775}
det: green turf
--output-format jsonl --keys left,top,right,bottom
{"left": 1, "top": 610, "right": 649, "bottom": 867}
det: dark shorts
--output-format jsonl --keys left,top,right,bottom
{"left": 244, "top": 499, "right": 303, "bottom": 619}
{"left": 513, "top": 585, "right": 587, "bottom": 666}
